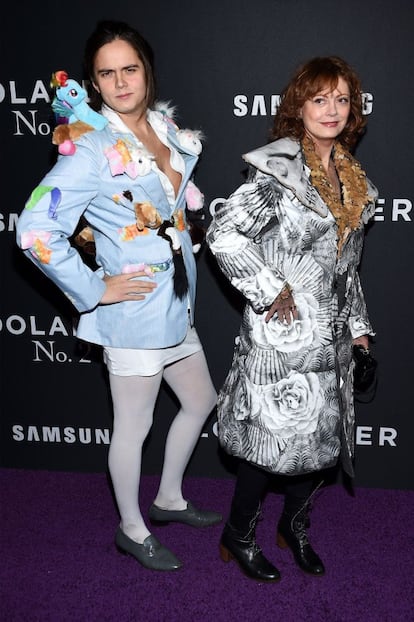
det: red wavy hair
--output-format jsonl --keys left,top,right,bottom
{"left": 271, "top": 56, "right": 366, "bottom": 150}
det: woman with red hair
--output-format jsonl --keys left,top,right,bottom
{"left": 208, "top": 56, "right": 377, "bottom": 581}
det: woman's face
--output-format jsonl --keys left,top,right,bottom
{"left": 300, "top": 76, "right": 351, "bottom": 144}
{"left": 92, "top": 38, "right": 147, "bottom": 117}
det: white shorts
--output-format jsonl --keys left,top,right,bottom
{"left": 103, "top": 325, "right": 203, "bottom": 377}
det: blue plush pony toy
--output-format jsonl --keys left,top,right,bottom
{"left": 50, "top": 70, "right": 107, "bottom": 154}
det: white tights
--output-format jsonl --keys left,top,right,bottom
{"left": 107, "top": 350, "right": 217, "bottom": 543}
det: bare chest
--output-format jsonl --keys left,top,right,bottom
{"left": 141, "top": 131, "right": 182, "bottom": 197}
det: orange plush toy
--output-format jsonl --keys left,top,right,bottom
{"left": 134, "top": 202, "right": 163, "bottom": 231}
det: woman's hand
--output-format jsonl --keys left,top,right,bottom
{"left": 100, "top": 271, "right": 157, "bottom": 304}
{"left": 265, "top": 285, "right": 298, "bottom": 324}
{"left": 352, "top": 335, "right": 369, "bottom": 350}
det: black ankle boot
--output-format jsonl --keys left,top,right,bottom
{"left": 277, "top": 503, "right": 325, "bottom": 576}
{"left": 220, "top": 510, "right": 281, "bottom": 582}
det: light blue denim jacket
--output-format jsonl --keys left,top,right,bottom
{"left": 16, "top": 106, "right": 200, "bottom": 348}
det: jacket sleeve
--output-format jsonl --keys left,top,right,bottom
{"left": 16, "top": 135, "right": 106, "bottom": 313}
{"left": 207, "top": 169, "right": 287, "bottom": 312}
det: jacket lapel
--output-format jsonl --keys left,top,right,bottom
{"left": 166, "top": 128, "right": 199, "bottom": 207}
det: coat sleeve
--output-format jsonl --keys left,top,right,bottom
{"left": 349, "top": 271, "right": 375, "bottom": 338}
{"left": 15, "top": 136, "right": 107, "bottom": 313}
{"left": 207, "top": 169, "right": 288, "bottom": 312}
{"left": 348, "top": 189, "right": 377, "bottom": 340}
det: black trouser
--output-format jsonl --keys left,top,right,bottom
{"left": 229, "top": 459, "right": 318, "bottom": 531}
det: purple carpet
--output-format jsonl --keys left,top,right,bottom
{"left": 1, "top": 469, "right": 413, "bottom": 622}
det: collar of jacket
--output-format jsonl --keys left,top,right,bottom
{"left": 165, "top": 125, "right": 199, "bottom": 206}
{"left": 101, "top": 104, "right": 199, "bottom": 207}
{"left": 242, "top": 137, "right": 329, "bottom": 218}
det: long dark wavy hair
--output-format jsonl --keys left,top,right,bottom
{"left": 271, "top": 56, "right": 366, "bottom": 150}
{"left": 83, "top": 19, "right": 156, "bottom": 111}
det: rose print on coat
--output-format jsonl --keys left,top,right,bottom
{"left": 259, "top": 371, "right": 324, "bottom": 437}
{"left": 251, "top": 291, "right": 320, "bottom": 353}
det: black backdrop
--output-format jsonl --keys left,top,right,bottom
{"left": 1, "top": 0, "right": 413, "bottom": 489}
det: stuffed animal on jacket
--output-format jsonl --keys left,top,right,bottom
{"left": 73, "top": 222, "right": 95, "bottom": 255}
{"left": 157, "top": 220, "right": 189, "bottom": 300}
{"left": 134, "top": 202, "right": 163, "bottom": 231}
{"left": 184, "top": 180, "right": 207, "bottom": 254}
{"left": 50, "top": 70, "right": 108, "bottom": 155}
{"left": 176, "top": 129, "right": 203, "bottom": 155}
{"left": 122, "top": 191, "right": 189, "bottom": 300}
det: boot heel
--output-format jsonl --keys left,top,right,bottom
{"left": 219, "top": 543, "right": 233, "bottom": 563}
{"left": 276, "top": 531, "right": 288, "bottom": 549}
{"left": 220, "top": 520, "right": 281, "bottom": 581}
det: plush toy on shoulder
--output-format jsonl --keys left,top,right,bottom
{"left": 50, "top": 70, "right": 107, "bottom": 155}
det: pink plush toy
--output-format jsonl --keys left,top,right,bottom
{"left": 185, "top": 180, "right": 205, "bottom": 211}
{"left": 121, "top": 263, "right": 154, "bottom": 278}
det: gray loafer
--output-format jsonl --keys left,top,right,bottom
{"left": 149, "top": 500, "right": 222, "bottom": 527}
{"left": 115, "top": 528, "right": 182, "bottom": 571}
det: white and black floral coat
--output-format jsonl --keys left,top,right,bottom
{"left": 207, "top": 137, "right": 378, "bottom": 477}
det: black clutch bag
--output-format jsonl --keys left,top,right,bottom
{"left": 352, "top": 344, "right": 378, "bottom": 394}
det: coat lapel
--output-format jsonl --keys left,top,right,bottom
{"left": 243, "top": 138, "right": 329, "bottom": 218}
